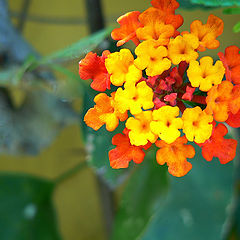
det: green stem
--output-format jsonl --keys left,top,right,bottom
{"left": 54, "top": 161, "right": 88, "bottom": 186}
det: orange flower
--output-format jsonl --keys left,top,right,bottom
{"left": 79, "top": 50, "right": 110, "bottom": 91}
{"left": 156, "top": 136, "right": 195, "bottom": 177}
{"left": 109, "top": 133, "right": 145, "bottom": 169}
{"left": 111, "top": 11, "right": 143, "bottom": 47}
{"left": 151, "top": 0, "right": 183, "bottom": 32}
{"left": 198, "top": 123, "right": 237, "bottom": 164}
{"left": 218, "top": 45, "right": 240, "bottom": 84}
{"left": 136, "top": 7, "right": 175, "bottom": 45}
{"left": 151, "top": 0, "right": 179, "bottom": 14}
{"left": 84, "top": 93, "right": 127, "bottom": 131}
{"left": 205, "top": 81, "right": 232, "bottom": 122}
{"left": 226, "top": 109, "right": 240, "bottom": 128}
{"left": 168, "top": 34, "right": 199, "bottom": 65}
{"left": 206, "top": 81, "right": 240, "bottom": 122}
{"left": 187, "top": 14, "right": 224, "bottom": 52}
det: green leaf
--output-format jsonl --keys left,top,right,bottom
{"left": 233, "top": 21, "right": 240, "bottom": 32}
{"left": 223, "top": 7, "right": 240, "bottom": 14}
{"left": 191, "top": 0, "right": 240, "bottom": 7}
{"left": 80, "top": 86, "right": 128, "bottom": 188}
{"left": 111, "top": 149, "right": 169, "bottom": 240}
{"left": 140, "top": 146, "right": 233, "bottom": 240}
{"left": 38, "top": 28, "right": 112, "bottom": 65}
{"left": 0, "top": 174, "right": 61, "bottom": 240}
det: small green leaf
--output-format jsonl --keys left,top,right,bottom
{"left": 80, "top": 86, "right": 128, "bottom": 188}
{"left": 111, "top": 149, "right": 169, "bottom": 240}
{"left": 0, "top": 173, "right": 61, "bottom": 240}
{"left": 191, "top": 0, "right": 240, "bottom": 6}
{"left": 38, "top": 28, "right": 112, "bottom": 65}
{"left": 223, "top": 7, "right": 240, "bottom": 14}
{"left": 233, "top": 21, "right": 240, "bottom": 32}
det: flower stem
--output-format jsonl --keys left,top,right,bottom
{"left": 54, "top": 161, "right": 88, "bottom": 186}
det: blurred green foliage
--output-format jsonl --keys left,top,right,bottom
{"left": 0, "top": 174, "right": 61, "bottom": 240}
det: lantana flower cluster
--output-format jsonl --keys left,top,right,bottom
{"left": 79, "top": 0, "right": 240, "bottom": 177}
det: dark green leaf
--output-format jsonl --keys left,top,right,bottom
{"left": 233, "top": 21, "right": 240, "bottom": 32}
{"left": 191, "top": 0, "right": 240, "bottom": 7}
{"left": 140, "top": 146, "right": 233, "bottom": 240}
{"left": 38, "top": 28, "right": 112, "bottom": 65}
{"left": 111, "top": 149, "right": 169, "bottom": 240}
{"left": 223, "top": 7, "right": 240, "bottom": 14}
{"left": 0, "top": 174, "right": 61, "bottom": 240}
{"left": 80, "top": 86, "right": 128, "bottom": 188}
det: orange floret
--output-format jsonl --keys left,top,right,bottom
{"left": 111, "top": 11, "right": 143, "bottom": 47}
{"left": 188, "top": 14, "right": 224, "bottom": 52}
{"left": 105, "top": 49, "right": 142, "bottom": 86}
{"left": 79, "top": 50, "right": 110, "bottom": 91}
{"left": 155, "top": 136, "right": 195, "bottom": 177}
{"left": 135, "top": 39, "right": 171, "bottom": 76}
{"left": 205, "top": 81, "right": 238, "bottom": 122}
{"left": 84, "top": 93, "right": 127, "bottom": 131}
{"left": 126, "top": 111, "right": 158, "bottom": 146}
{"left": 109, "top": 133, "right": 145, "bottom": 169}
{"left": 199, "top": 123, "right": 237, "bottom": 164}
{"left": 187, "top": 56, "right": 225, "bottom": 91}
{"left": 226, "top": 109, "right": 240, "bottom": 128}
{"left": 218, "top": 45, "right": 240, "bottom": 84}
{"left": 168, "top": 34, "right": 199, "bottom": 65}
{"left": 182, "top": 107, "right": 213, "bottom": 144}
{"left": 151, "top": 0, "right": 179, "bottom": 14}
{"left": 136, "top": 7, "right": 175, "bottom": 45}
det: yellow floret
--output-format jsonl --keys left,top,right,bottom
{"left": 168, "top": 33, "right": 199, "bottom": 65}
{"left": 105, "top": 48, "right": 142, "bottom": 86}
{"left": 114, "top": 81, "right": 154, "bottom": 115}
{"left": 126, "top": 111, "right": 158, "bottom": 146}
{"left": 150, "top": 106, "right": 183, "bottom": 144}
{"left": 187, "top": 56, "right": 225, "bottom": 91}
{"left": 182, "top": 106, "right": 213, "bottom": 143}
{"left": 134, "top": 39, "right": 171, "bottom": 76}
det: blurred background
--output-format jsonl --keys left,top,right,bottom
{"left": 0, "top": 0, "right": 240, "bottom": 239}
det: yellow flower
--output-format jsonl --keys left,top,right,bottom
{"left": 114, "top": 81, "right": 154, "bottom": 115}
{"left": 105, "top": 48, "right": 142, "bottom": 86}
{"left": 168, "top": 33, "right": 199, "bottom": 65}
{"left": 126, "top": 111, "right": 157, "bottom": 146}
{"left": 182, "top": 106, "right": 213, "bottom": 143}
{"left": 150, "top": 106, "right": 183, "bottom": 144}
{"left": 134, "top": 39, "right": 171, "bottom": 77}
{"left": 187, "top": 56, "right": 225, "bottom": 91}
